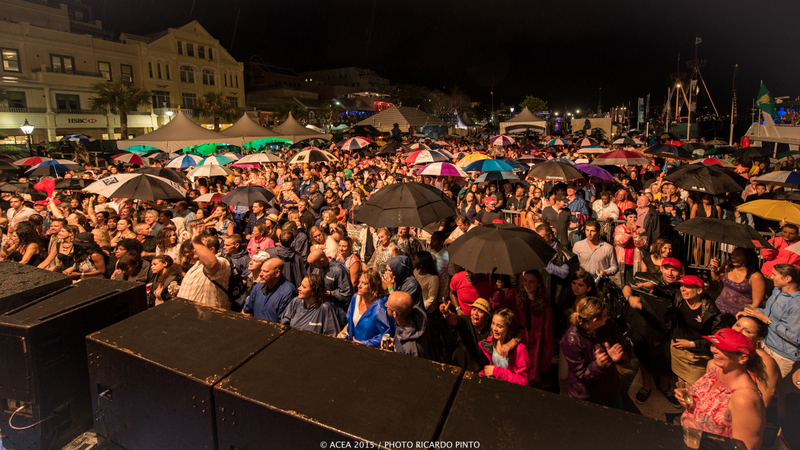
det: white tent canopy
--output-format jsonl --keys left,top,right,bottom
{"left": 272, "top": 113, "right": 331, "bottom": 142}
{"left": 117, "top": 111, "right": 241, "bottom": 152}
{"left": 500, "top": 107, "right": 548, "bottom": 134}
{"left": 355, "top": 106, "right": 444, "bottom": 131}
{"left": 219, "top": 115, "right": 284, "bottom": 145}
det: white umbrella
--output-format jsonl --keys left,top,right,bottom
{"left": 238, "top": 153, "right": 283, "bottom": 164}
{"left": 187, "top": 164, "right": 233, "bottom": 180}
{"left": 82, "top": 173, "right": 186, "bottom": 201}
{"left": 288, "top": 149, "right": 339, "bottom": 164}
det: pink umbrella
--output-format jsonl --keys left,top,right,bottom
{"left": 194, "top": 192, "right": 226, "bottom": 203}
{"left": 591, "top": 150, "right": 650, "bottom": 166}
{"left": 232, "top": 162, "right": 261, "bottom": 169}
{"left": 415, "top": 162, "right": 468, "bottom": 177}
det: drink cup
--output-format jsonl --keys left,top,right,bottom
{"left": 681, "top": 417, "right": 702, "bottom": 449}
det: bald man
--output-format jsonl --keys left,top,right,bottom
{"left": 308, "top": 249, "right": 353, "bottom": 311}
{"left": 386, "top": 291, "right": 436, "bottom": 360}
{"left": 243, "top": 257, "right": 297, "bottom": 322}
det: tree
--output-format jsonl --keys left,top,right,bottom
{"left": 518, "top": 96, "right": 548, "bottom": 114}
{"left": 273, "top": 102, "right": 307, "bottom": 124}
{"left": 89, "top": 80, "right": 151, "bottom": 140}
{"left": 191, "top": 91, "right": 240, "bottom": 132}
{"left": 391, "top": 84, "right": 432, "bottom": 109}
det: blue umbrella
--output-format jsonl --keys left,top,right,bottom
{"left": 464, "top": 159, "right": 515, "bottom": 173}
{"left": 497, "top": 157, "right": 530, "bottom": 172}
{"left": 166, "top": 154, "right": 202, "bottom": 169}
{"left": 25, "top": 159, "right": 81, "bottom": 176}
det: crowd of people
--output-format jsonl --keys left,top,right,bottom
{"left": 1, "top": 135, "right": 799, "bottom": 450}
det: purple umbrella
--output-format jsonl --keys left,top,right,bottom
{"left": 574, "top": 163, "right": 614, "bottom": 182}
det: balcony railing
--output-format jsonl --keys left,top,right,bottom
{"left": 0, "top": 107, "right": 48, "bottom": 113}
{"left": 31, "top": 67, "right": 103, "bottom": 77}
{"left": 55, "top": 109, "right": 101, "bottom": 114}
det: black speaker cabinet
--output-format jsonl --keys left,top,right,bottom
{"left": 214, "top": 329, "right": 463, "bottom": 449}
{"left": 439, "top": 372, "right": 742, "bottom": 449}
{"left": 0, "top": 260, "right": 71, "bottom": 314}
{"left": 86, "top": 299, "right": 285, "bottom": 450}
{"left": 0, "top": 278, "right": 146, "bottom": 450}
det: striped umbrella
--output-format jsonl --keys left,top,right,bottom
{"left": 754, "top": 171, "right": 800, "bottom": 187}
{"left": 576, "top": 145, "right": 609, "bottom": 154}
{"left": 415, "top": 162, "right": 468, "bottom": 178}
{"left": 456, "top": 153, "right": 490, "bottom": 168}
{"left": 689, "top": 158, "right": 736, "bottom": 168}
{"left": 591, "top": 150, "right": 650, "bottom": 166}
{"left": 489, "top": 135, "right": 515, "bottom": 146}
{"left": 187, "top": 164, "right": 233, "bottom": 180}
{"left": 575, "top": 137, "right": 599, "bottom": 148}
{"left": 197, "top": 155, "right": 235, "bottom": 166}
{"left": 644, "top": 143, "right": 693, "bottom": 160}
{"left": 61, "top": 134, "right": 95, "bottom": 143}
{"left": 221, "top": 152, "right": 242, "bottom": 161}
{"left": 339, "top": 137, "right": 373, "bottom": 151}
{"left": 612, "top": 137, "right": 644, "bottom": 146}
{"left": 288, "top": 149, "right": 339, "bottom": 164}
{"left": 404, "top": 150, "right": 451, "bottom": 165}
{"left": 82, "top": 173, "right": 185, "bottom": 201}
{"left": 238, "top": 153, "right": 283, "bottom": 164}
{"left": 13, "top": 156, "right": 52, "bottom": 166}
{"left": 25, "top": 159, "right": 82, "bottom": 176}
{"left": 547, "top": 138, "right": 570, "bottom": 146}
{"left": 166, "top": 154, "right": 202, "bottom": 169}
{"left": 112, "top": 152, "right": 150, "bottom": 166}
{"left": 410, "top": 143, "right": 432, "bottom": 151}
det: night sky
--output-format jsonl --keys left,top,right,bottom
{"left": 87, "top": 0, "right": 800, "bottom": 114}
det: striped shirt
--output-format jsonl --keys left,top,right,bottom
{"left": 179, "top": 257, "right": 231, "bottom": 309}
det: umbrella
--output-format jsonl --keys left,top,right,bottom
{"left": 339, "top": 137, "right": 372, "bottom": 151}
{"left": 591, "top": 150, "right": 649, "bottom": 166}
{"left": 133, "top": 167, "right": 191, "bottom": 184}
{"left": 682, "top": 143, "right": 708, "bottom": 152}
{"left": 194, "top": 192, "right": 226, "bottom": 203}
{"left": 355, "top": 166, "right": 382, "bottom": 179}
{"left": 238, "top": 153, "right": 283, "bottom": 164}
{"left": 221, "top": 185, "right": 276, "bottom": 207}
{"left": 689, "top": 158, "right": 736, "bottom": 168}
{"left": 518, "top": 143, "right": 540, "bottom": 153}
{"left": 574, "top": 164, "right": 614, "bottom": 182}
{"left": 527, "top": 161, "right": 584, "bottom": 182}
{"left": 166, "top": 154, "right": 202, "bottom": 169}
{"left": 111, "top": 153, "right": 150, "bottom": 166}
{"left": 732, "top": 146, "right": 771, "bottom": 161}
{"left": 54, "top": 178, "right": 93, "bottom": 190}
{"left": 0, "top": 181, "right": 40, "bottom": 197}
{"left": 738, "top": 200, "right": 800, "bottom": 224}
{"left": 453, "top": 152, "right": 469, "bottom": 160}
{"left": 61, "top": 134, "right": 95, "bottom": 143}
{"left": 13, "top": 156, "right": 53, "bottom": 166}
{"left": 575, "top": 137, "right": 599, "bottom": 148}
{"left": 288, "top": 149, "right": 339, "bottom": 164}
{"left": 707, "top": 139, "right": 728, "bottom": 146}
{"left": 489, "top": 135, "right": 515, "bottom": 146}
{"left": 405, "top": 150, "right": 451, "bottom": 165}
{"left": 187, "top": 164, "right": 233, "bottom": 180}
{"left": 82, "top": 174, "right": 186, "bottom": 201}
{"left": 704, "top": 146, "right": 737, "bottom": 156}
{"left": 197, "top": 155, "right": 235, "bottom": 166}
{"left": 354, "top": 182, "right": 456, "bottom": 228}
{"left": 674, "top": 218, "right": 772, "bottom": 250}
{"left": 497, "top": 158, "right": 530, "bottom": 172}
{"left": 409, "top": 143, "right": 432, "bottom": 151}
{"left": 456, "top": 153, "right": 490, "bottom": 168}
{"left": 763, "top": 191, "right": 800, "bottom": 203}
{"left": 644, "top": 143, "right": 693, "bottom": 160}
{"left": 297, "top": 138, "right": 330, "bottom": 148}
{"left": 474, "top": 171, "right": 520, "bottom": 183}
{"left": 464, "top": 159, "right": 515, "bottom": 173}
{"left": 149, "top": 152, "right": 181, "bottom": 161}
{"left": 612, "top": 137, "right": 644, "bottom": 146}
{"left": 221, "top": 152, "right": 242, "bottom": 161}
{"left": 517, "top": 154, "right": 546, "bottom": 163}
{"left": 546, "top": 138, "right": 569, "bottom": 146}
{"left": 576, "top": 145, "right": 609, "bottom": 154}
{"left": 25, "top": 159, "right": 82, "bottom": 176}
{"left": 664, "top": 164, "right": 747, "bottom": 194}
{"left": 415, "top": 162, "right": 468, "bottom": 178}
{"left": 0, "top": 160, "right": 17, "bottom": 171}
{"left": 664, "top": 140, "right": 686, "bottom": 147}
{"left": 448, "top": 223, "right": 556, "bottom": 275}
{"left": 376, "top": 142, "right": 412, "bottom": 155}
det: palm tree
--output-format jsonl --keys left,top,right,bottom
{"left": 191, "top": 91, "right": 239, "bottom": 132}
{"left": 89, "top": 80, "right": 151, "bottom": 140}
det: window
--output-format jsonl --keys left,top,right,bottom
{"left": 2, "top": 48, "right": 20, "bottom": 72}
{"left": 148, "top": 62, "right": 153, "bottom": 78}
{"left": 177, "top": 41, "right": 183, "bottom": 55}
{"left": 121, "top": 64, "right": 133, "bottom": 82}
{"left": 202, "top": 69, "right": 215, "bottom": 86}
{"left": 208, "top": 48, "right": 213, "bottom": 61}
{"left": 157, "top": 63, "right": 162, "bottom": 79}
{"left": 165, "top": 65, "right": 171, "bottom": 80}
{"left": 98, "top": 61, "right": 111, "bottom": 81}
{"left": 50, "top": 54, "right": 75, "bottom": 73}
{"left": 55, "top": 93, "right": 80, "bottom": 110}
{"left": 227, "top": 96, "right": 238, "bottom": 109}
{"left": 198, "top": 46, "right": 205, "bottom": 59}
{"left": 182, "top": 93, "right": 197, "bottom": 109}
{"left": 151, "top": 90, "right": 170, "bottom": 108}
{"left": 180, "top": 66, "right": 194, "bottom": 83}
{"left": 7, "top": 91, "right": 26, "bottom": 108}
{"left": 224, "top": 73, "right": 228, "bottom": 87}
{"left": 186, "top": 43, "right": 194, "bottom": 57}
{"left": 235, "top": 75, "right": 238, "bottom": 88}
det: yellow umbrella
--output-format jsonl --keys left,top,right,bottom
{"left": 456, "top": 153, "right": 489, "bottom": 168}
{"left": 738, "top": 199, "right": 800, "bottom": 225}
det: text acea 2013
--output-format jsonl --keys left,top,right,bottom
{"left": 319, "top": 441, "right": 481, "bottom": 449}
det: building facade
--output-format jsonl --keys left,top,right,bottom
{"left": 299, "top": 67, "right": 390, "bottom": 94}
{"left": 0, "top": 0, "right": 243, "bottom": 143}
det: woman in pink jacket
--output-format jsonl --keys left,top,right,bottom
{"left": 479, "top": 308, "right": 530, "bottom": 385}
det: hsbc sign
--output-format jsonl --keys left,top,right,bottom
{"left": 56, "top": 115, "right": 106, "bottom": 127}
{"left": 68, "top": 118, "right": 98, "bottom": 124}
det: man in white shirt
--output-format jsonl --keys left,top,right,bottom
{"left": 572, "top": 219, "right": 618, "bottom": 279}
{"left": 179, "top": 223, "right": 232, "bottom": 309}
{"left": 5, "top": 195, "right": 35, "bottom": 234}
{"left": 592, "top": 191, "right": 620, "bottom": 221}
{"left": 445, "top": 215, "right": 475, "bottom": 244}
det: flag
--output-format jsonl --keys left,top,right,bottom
{"left": 695, "top": 37, "right": 702, "bottom": 44}
{"left": 756, "top": 82, "right": 778, "bottom": 120}
{"left": 637, "top": 97, "right": 644, "bottom": 124}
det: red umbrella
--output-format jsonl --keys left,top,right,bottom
{"left": 665, "top": 140, "right": 686, "bottom": 147}
{"left": 13, "top": 156, "right": 53, "bottom": 166}
{"left": 591, "top": 150, "right": 650, "bottom": 166}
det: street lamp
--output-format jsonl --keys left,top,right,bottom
{"left": 166, "top": 110, "right": 174, "bottom": 121}
{"left": 20, "top": 118, "right": 34, "bottom": 157}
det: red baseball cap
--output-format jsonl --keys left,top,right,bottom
{"left": 483, "top": 196, "right": 496, "bottom": 206}
{"left": 704, "top": 328, "right": 755, "bottom": 358}
{"left": 661, "top": 257, "right": 682, "bottom": 270}
{"left": 678, "top": 275, "right": 704, "bottom": 289}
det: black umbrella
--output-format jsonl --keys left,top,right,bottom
{"left": 518, "top": 143, "right": 540, "bottom": 153}
{"left": 54, "top": 178, "right": 93, "bottom": 190}
{"left": 497, "top": 158, "right": 529, "bottom": 172}
{"left": 732, "top": 146, "right": 771, "bottom": 161}
{"left": 376, "top": 142, "right": 412, "bottom": 155}
{"left": 763, "top": 190, "right": 800, "bottom": 203}
{"left": 0, "top": 160, "right": 17, "bottom": 171}
{"left": 355, "top": 166, "right": 382, "bottom": 179}
{"left": 527, "top": 161, "right": 584, "bottom": 182}
{"left": 354, "top": 182, "right": 456, "bottom": 228}
{"left": 221, "top": 185, "right": 276, "bottom": 207}
{"left": 134, "top": 167, "right": 190, "bottom": 184}
{"left": 681, "top": 143, "right": 708, "bottom": 152}
{"left": 448, "top": 223, "right": 557, "bottom": 275}
{"left": 0, "top": 181, "right": 44, "bottom": 199}
{"left": 82, "top": 174, "right": 186, "bottom": 201}
{"left": 664, "top": 164, "right": 747, "bottom": 194}
{"left": 644, "top": 143, "right": 693, "bottom": 160}
{"left": 705, "top": 146, "right": 737, "bottom": 155}
{"left": 674, "top": 218, "right": 772, "bottom": 250}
